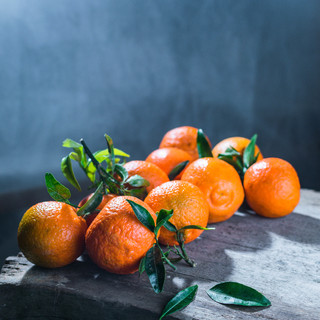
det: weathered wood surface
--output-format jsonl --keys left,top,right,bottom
{"left": 0, "top": 189, "right": 319, "bottom": 320}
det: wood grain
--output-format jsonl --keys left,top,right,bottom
{"left": 0, "top": 189, "right": 319, "bottom": 319}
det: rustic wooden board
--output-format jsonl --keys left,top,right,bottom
{"left": 1, "top": 189, "right": 319, "bottom": 320}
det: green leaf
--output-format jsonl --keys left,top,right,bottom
{"left": 127, "top": 187, "right": 148, "bottom": 200}
{"left": 243, "top": 134, "right": 258, "bottom": 169}
{"left": 61, "top": 155, "right": 81, "bottom": 191}
{"left": 69, "top": 151, "right": 81, "bottom": 162}
{"left": 45, "top": 173, "right": 71, "bottom": 203}
{"left": 139, "top": 255, "right": 146, "bottom": 275}
{"left": 207, "top": 282, "right": 271, "bottom": 307}
{"left": 77, "top": 182, "right": 104, "bottom": 217}
{"left": 163, "top": 220, "right": 178, "bottom": 233}
{"left": 104, "top": 134, "right": 116, "bottom": 172}
{"left": 114, "top": 164, "right": 128, "bottom": 182}
{"left": 114, "top": 148, "right": 130, "bottom": 158}
{"left": 155, "top": 209, "right": 174, "bottom": 237}
{"left": 84, "top": 162, "right": 97, "bottom": 183}
{"left": 178, "top": 225, "right": 215, "bottom": 232}
{"left": 62, "top": 139, "right": 87, "bottom": 168}
{"left": 197, "top": 129, "right": 213, "bottom": 158}
{"left": 145, "top": 245, "right": 165, "bottom": 294}
{"left": 93, "top": 148, "right": 130, "bottom": 161}
{"left": 62, "top": 138, "right": 83, "bottom": 149}
{"left": 217, "top": 155, "right": 243, "bottom": 172}
{"left": 168, "top": 161, "right": 189, "bottom": 180}
{"left": 126, "top": 199, "right": 155, "bottom": 232}
{"left": 159, "top": 285, "right": 198, "bottom": 319}
{"left": 126, "top": 175, "right": 150, "bottom": 187}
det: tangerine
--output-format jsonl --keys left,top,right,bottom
{"left": 181, "top": 158, "right": 244, "bottom": 223}
{"left": 85, "top": 196, "right": 156, "bottom": 274}
{"left": 146, "top": 147, "right": 192, "bottom": 179}
{"left": 212, "top": 136, "right": 263, "bottom": 161}
{"left": 123, "top": 160, "right": 169, "bottom": 193}
{"left": 17, "top": 201, "right": 86, "bottom": 268}
{"left": 243, "top": 158, "right": 300, "bottom": 218}
{"left": 159, "top": 126, "right": 211, "bottom": 161}
{"left": 145, "top": 180, "right": 209, "bottom": 246}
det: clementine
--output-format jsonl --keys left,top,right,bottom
{"left": 212, "top": 136, "right": 263, "bottom": 161}
{"left": 17, "top": 201, "right": 86, "bottom": 268}
{"left": 123, "top": 160, "right": 169, "bottom": 193}
{"left": 146, "top": 147, "right": 192, "bottom": 180}
{"left": 85, "top": 196, "right": 156, "bottom": 274}
{"left": 243, "top": 158, "right": 300, "bottom": 218}
{"left": 145, "top": 180, "right": 209, "bottom": 246}
{"left": 181, "top": 158, "right": 244, "bottom": 223}
{"left": 159, "top": 126, "right": 211, "bottom": 161}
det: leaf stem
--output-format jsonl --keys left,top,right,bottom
{"left": 176, "top": 231, "right": 196, "bottom": 267}
{"left": 80, "top": 139, "right": 122, "bottom": 194}
{"left": 156, "top": 240, "right": 177, "bottom": 270}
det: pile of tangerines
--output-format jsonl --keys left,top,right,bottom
{"left": 17, "top": 126, "right": 300, "bottom": 282}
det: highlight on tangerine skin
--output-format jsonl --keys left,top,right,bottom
{"left": 243, "top": 157, "right": 300, "bottom": 218}
{"left": 181, "top": 158, "right": 244, "bottom": 223}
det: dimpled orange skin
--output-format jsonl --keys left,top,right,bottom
{"left": 145, "top": 181, "right": 209, "bottom": 246}
{"left": 17, "top": 201, "right": 86, "bottom": 268}
{"left": 78, "top": 194, "right": 117, "bottom": 227}
{"left": 123, "top": 160, "right": 169, "bottom": 193}
{"left": 243, "top": 158, "right": 300, "bottom": 218}
{"left": 181, "top": 158, "right": 244, "bottom": 224}
{"left": 212, "top": 136, "right": 263, "bottom": 161}
{"left": 146, "top": 147, "right": 193, "bottom": 180}
{"left": 85, "top": 196, "right": 156, "bottom": 274}
{"left": 159, "top": 126, "right": 211, "bottom": 161}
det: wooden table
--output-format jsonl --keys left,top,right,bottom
{"left": 1, "top": 189, "right": 319, "bottom": 320}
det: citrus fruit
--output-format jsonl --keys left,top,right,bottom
{"left": 243, "top": 157, "right": 300, "bottom": 218}
{"left": 123, "top": 160, "right": 169, "bottom": 193}
{"left": 212, "top": 136, "right": 263, "bottom": 160}
{"left": 17, "top": 201, "right": 86, "bottom": 268}
{"left": 146, "top": 147, "right": 192, "bottom": 179}
{"left": 159, "top": 126, "right": 211, "bottom": 161}
{"left": 85, "top": 196, "right": 156, "bottom": 274}
{"left": 78, "top": 193, "right": 117, "bottom": 227}
{"left": 145, "top": 180, "right": 209, "bottom": 246}
{"left": 181, "top": 158, "right": 244, "bottom": 223}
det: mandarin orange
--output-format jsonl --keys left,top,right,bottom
{"left": 212, "top": 136, "right": 263, "bottom": 161}
{"left": 145, "top": 180, "right": 209, "bottom": 246}
{"left": 123, "top": 160, "right": 169, "bottom": 193}
{"left": 85, "top": 196, "right": 156, "bottom": 274}
{"left": 243, "top": 158, "right": 300, "bottom": 218}
{"left": 17, "top": 201, "right": 86, "bottom": 268}
{"left": 159, "top": 126, "right": 211, "bottom": 161}
{"left": 181, "top": 158, "right": 244, "bottom": 223}
{"left": 146, "top": 147, "right": 192, "bottom": 180}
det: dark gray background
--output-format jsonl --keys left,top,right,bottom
{"left": 0, "top": 0, "right": 320, "bottom": 265}
{"left": 1, "top": 0, "right": 320, "bottom": 196}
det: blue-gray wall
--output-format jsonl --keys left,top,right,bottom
{"left": 1, "top": 0, "right": 320, "bottom": 194}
